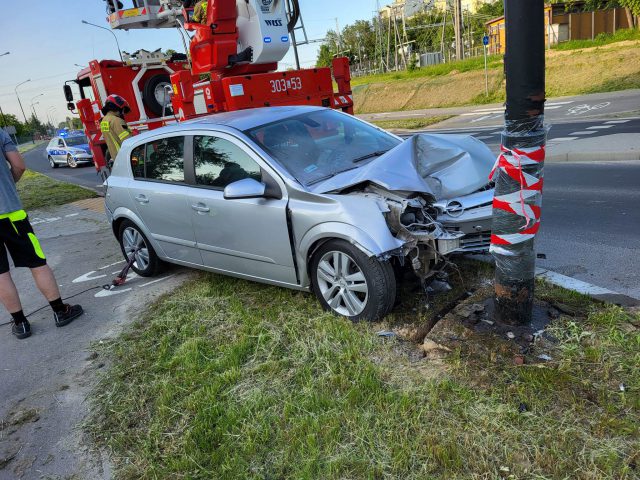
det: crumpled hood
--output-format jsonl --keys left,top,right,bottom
{"left": 310, "top": 133, "right": 495, "bottom": 200}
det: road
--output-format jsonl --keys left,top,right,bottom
{"left": 361, "top": 89, "right": 640, "bottom": 129}
{"left": 24, "top": 146, "right": 104, "bottom": 192}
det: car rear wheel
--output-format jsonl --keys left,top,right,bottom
{"left": 118, "top": 220, "right": 163, "bottom": 277}
{"left": 48, "top": 156, "right": 58, "bottom": 169}
{"left": 67, "top": 154, "right": 78, "bottom": 168}
{"left": 310, "top": 239, "right": 396, "bottom": 322}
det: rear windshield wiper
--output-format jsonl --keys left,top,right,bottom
{"left": 352, "top": 150, "right": 390, "bottom": 163}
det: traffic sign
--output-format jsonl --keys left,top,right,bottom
{"left": 483, "top": 35, "right": 490, "bottom": 46}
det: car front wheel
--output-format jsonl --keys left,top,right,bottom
{"left": 49, "top": 156, "right": 58, "bottom": 169}
{"left": 310, "top": 239, "right": 396, "bottom": 322}
{"left": 118, "top": 220, "right": 163, "bottom": 277}
{"left": 67, "top": 154, "right": 78, "bottom": 168}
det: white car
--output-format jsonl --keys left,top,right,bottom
{"left": 46, "top": 134, "right": 94, "bottom": 168}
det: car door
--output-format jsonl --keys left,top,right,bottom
{"left": 126, "top": 134, "right": 202, "bottom": 265}
{"left": 47, "top": 138, "right": 64, "bottom": 163}
{"left": 186, "top": 131, "right": 297, "bottom": 285}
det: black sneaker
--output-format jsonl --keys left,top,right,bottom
{"left": 54, "top": 304, "right": 84, "bottom": 327}
{"left": 12, "top": 320, "right": 32, "bottom": 339}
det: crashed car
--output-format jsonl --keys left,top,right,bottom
{"left": 104, "top": 106, "right": 495, "bottom": 321}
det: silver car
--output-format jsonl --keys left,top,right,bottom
{"left": 105, "top": 106, "right": 495, "bottom": 321}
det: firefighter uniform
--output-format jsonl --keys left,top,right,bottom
{"left": 100, "top": 111, "right": 132, "bottom": 159}
{"left": 192, "top": 0, "right": 208, "bottom": 24}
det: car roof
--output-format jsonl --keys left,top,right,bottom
{"left": 132, "top": 106, "right": 328, "bottom": 143}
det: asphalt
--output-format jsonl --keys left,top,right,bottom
{"left": 359, "top": 88, "right": 640, "bottom": 129}
{"left": 537, "top": 161, "right": 640, "bottom": 300}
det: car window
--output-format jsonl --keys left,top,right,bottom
{"left": 193, "top": 135, "right": 261, "bottom": 188}
{"left": 58, "top": 139, "right": 65, "bottom": 147}
{"left": 245, "top": 109, "right": 401, "bottom": 187}
{"left": 129, "top": 136, "right": 185, "bottom": 183}
{"left": 65, "top": 136, "right": 88, "bottom": 147}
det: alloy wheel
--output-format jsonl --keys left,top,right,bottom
{"left": 67, "top": 155, "right": 77, "bottom": 168}
{"left": 316, "top": 251, "right": 369, "bottom": 317}
{"left": 122, "top": 227, "right": 150, "bottom": 271}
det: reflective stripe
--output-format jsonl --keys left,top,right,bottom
{"left": 0, "top": 210, "right": 27, "bottom": 222}
{"left": 27, "top": 233, "right": 46, "bottom": 260}
{"left": 118, "top": 130, "right": 131, "bottom": 141}
{"left": 100, "top": 121, "right": 110, "bottom": 132}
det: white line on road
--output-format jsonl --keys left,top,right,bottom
{"left": 570, "top": 131, "right": 598, "bottom": 135}
{"left": 586, "top": 125, "right": 614, "bottom": 129}
{"left": 139, "top": 275, "right": 176, "bottom": 288}
{"left": 604, "top": 120, "right": 631, "bottom": 124}
{"left": 65, "top": 213, "right": 80, "bottom": 218}
{"left": 546, "top": 101, "right": 574, "bottom": 106}
{"left": 548, "top": 137, "right": 578, "bottom": 142}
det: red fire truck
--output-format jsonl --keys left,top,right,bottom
{"left": 64, "top": 0, "right": 353, "bottom": 179}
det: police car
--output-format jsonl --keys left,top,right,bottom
{"left": 46, "top": 132, "right": 93, "bottom": 168}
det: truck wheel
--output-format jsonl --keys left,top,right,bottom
{"left": 49, "top": 156, "right": 59, "bottom": 169}
{"left": 143, "top": 74, "right": 173, "bottom": 117}
{"left": 310, "top": 239, "right": 396, "bottom": 322}
{"left": 118, "top": 220, "right": 164, "bottom": 277}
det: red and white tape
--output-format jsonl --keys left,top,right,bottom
{"left": 489, "top": 145, "right": 545, "bottom": 248}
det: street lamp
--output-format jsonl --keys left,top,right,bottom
{"left": 30, "top": 101, "right": 40, "bottom": 119}
{"left": 74, "top": 63, "right": 87, "bottom": 68}
{"left": 15, "top": 79, "right": 31, "bottom": 124}
{"left": 81, "top": 20, "right": 124, "bottom": 62}
{"left": 0, "top": 52, "right": 9, "bottom": 57}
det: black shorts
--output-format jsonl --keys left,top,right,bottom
{"left": 0, "top": 210, "right": 47, "bottom": 274}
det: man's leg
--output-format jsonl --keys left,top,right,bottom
{"left": 0, "top": 271, "right": 32, "bottom": 339}
{"left": 0, "top": 271, "right": 23, "bottom": 313}
{"left": 30, "top": 265, "right": 61, "bottom": 302}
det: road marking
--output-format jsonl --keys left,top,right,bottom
{"left": 98, "top": 261, "right": 124, "bottom": 270}
{"left": 475, "top": 135, "right": 495, "bottom": 140}
{"left": 548, "top": 137, "right": 578, "bottom": 142}
{"left": 65, "top": 213, "right": 80, "bottom": 218}
{"left": 140, "top": 275, "right": 176, "bottom": 288}
{"left": 546, "top": 101, "right": 574, "bottom": 106}
{"left": 569, "top": 131, "right": 597, "bottom": 135}
{"left": 586, "top": 125, "right": 614, "bottom": 130}
{"left": 604, "top": 120, "right": 630, "bottom": 124}
{"left": 470, "top": 114, "right": 496, "bottom": 123}
{"left": 95, "top": 287, "right": 133, "bottom": 298}
{"left": 545, "top": 105, "right": 563, "bottom": 110}
{"left": 73, "top": 271, "right": 107, "bottom": 284}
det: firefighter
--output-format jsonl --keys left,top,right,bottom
{"left": 192, "top": 0, "right": 208, "bottom": 24}
{"left": 100, "top": 94, "right": 132, "bottom": 161}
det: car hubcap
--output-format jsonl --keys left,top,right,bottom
{"left": 317, "top": 251, "right": 368, "bottom": 317}
{"left": 49, "top": 157, "right": 54, "bottom": 167}
{"left": 122, "top": 227, "right": 150, "bottom": 271}
{"left": 67, "top": 156, "right": 77, "bottom": 167}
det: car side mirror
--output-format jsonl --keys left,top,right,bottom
{"left": 223, "top": 178, "right": 266, "bottom": 200}
{"left": 64, "top": 85, "right": 74, "bottom": 102}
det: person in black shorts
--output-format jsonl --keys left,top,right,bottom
{"left": 0, "top": 130, "right": 83, "bottom": 339}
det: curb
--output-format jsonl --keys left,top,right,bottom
{"left": 536, "top": 268, "right": 640, "bottom": 307}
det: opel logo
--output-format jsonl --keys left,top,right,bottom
{"left": 262, "top": 0, "right": 273, "bottom": 5}
{"left": 445, "top": 201, "right": 464, "bottom": 217}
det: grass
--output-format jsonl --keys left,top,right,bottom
{"left": 553, "top": 28, "right": 640, "bottom": 51}
{"left": 17, "top": 140, "right": 46, "bottom": 154}
{"left": 16, "top": 170, "right": 96, "bottom": 211}
{"left": 370, "top": 115, "right": 453, "bottom": 130}
{"left": 89, "top": 264, "right": 640, "bottom": 479}
{"left": 353, "top": 31, "right": 640, "bottom": 114}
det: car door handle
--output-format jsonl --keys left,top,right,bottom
{"left": 191, "top": 203, "right": 210, "bottom": 213}
{"left": 135, "top": 194, "right": 149, "bottom": 204}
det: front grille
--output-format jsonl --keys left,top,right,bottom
{"left": 459, "top": 231, "right": 492, "bottom": 252}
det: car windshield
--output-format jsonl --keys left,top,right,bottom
{"left": 245, "top": 109, "right": 401, "bottom": 187}
{"left": 65, "top": 136, "right": 88, "bottom": 147}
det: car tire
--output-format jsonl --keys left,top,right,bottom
{"left": 49, "top": 156, "right": 58, "bottom": 169}
{"left": 118, "top": 220, "right": 164, "bottom": 277}
{"left": 143, "top": 73, "right": 173, "bottom": 117}
{"left": 310, "top": 239, "right": 396, "bottom": 322}
{"left": 67, "top": 154, "right": 78, "bottom": 168}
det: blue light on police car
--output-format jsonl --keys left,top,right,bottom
{"left": 264, "top": 36, "right": 272, "bottom": 43}
{"left": 281, "top": 36, "right": 289, "bottom": 42}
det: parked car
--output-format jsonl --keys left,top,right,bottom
{"left": 46, "top": 134, "right": 94, "bottom": 168}
{"left": 105, "top": 106, "right": 495, "bottom": 321}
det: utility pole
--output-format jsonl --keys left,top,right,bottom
{"left": 490, "top": 0, "right": 547, "bottom": 325}
{"left": 453, "top": 0, "right": 464, "bottom": 60}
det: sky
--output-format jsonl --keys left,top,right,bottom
{"left": 0, "top": 0, "right": 378, "bottom": 127}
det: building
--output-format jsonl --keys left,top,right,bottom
{"left": 433, "top": 0, "right": 492, "bottom": 14}
{"left": 485, "top": 2, "right": 634, "bottom": 55}
{"left": 380, "top": 0, "right": 491, "bottom": 19}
